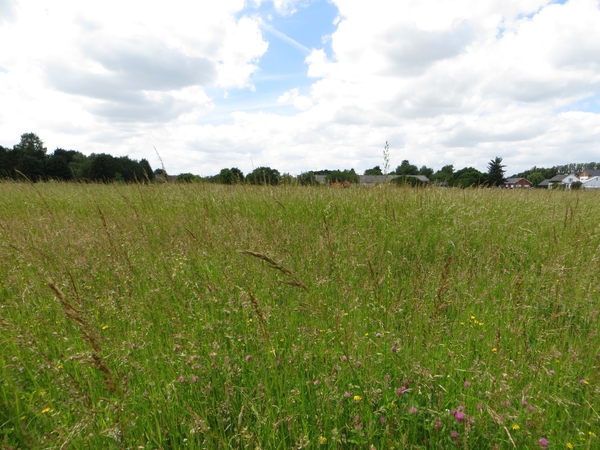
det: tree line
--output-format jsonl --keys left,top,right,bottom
{"left": 0, "top": 133, "right": 154, "bottom": 182}
{"left": 3, "top": 133, "right": 598, "bottom": 187}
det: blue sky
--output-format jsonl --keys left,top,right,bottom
{"left": 0, "top": 0, "right": 599, "bottom": 176}
{"left": 204, "top": 0, "right": 339, "bottom": 123}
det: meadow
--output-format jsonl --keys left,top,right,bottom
{"left": 0, "top": 182, "right": 599, "bottom": 449}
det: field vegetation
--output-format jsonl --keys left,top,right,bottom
{"left": 1, "top": 182, "right": 599, "bottom": 449}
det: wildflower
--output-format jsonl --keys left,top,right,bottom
{"left": 376, "top": 333, "right": 382, "bottom": 338}
{"left": 409, "top": 406, "right": 418, "bottom": 414}
{"left": 356, "top": 361, "right": 362, "bottom": 368}
{"left": 528, "top": 406, "right": 535, "bottom": 413}
{"left": 539, "top": 438, "right": 549, "bottom": 448}
{"left": 590, "top": 431, "right": 596, "bottom": 437}
{"left": 580, "top": 379, "right": 589, "bottom": 385}
{"left": 477, "top": 403, "right": 483, "bottom": 411}
{"left": 318, "top": 436, "right": 327, "bottom": 444}
{"left": 455, "top": 411, "right": 466, "bottom": 422}
{"left": 522, "top": 401, "right": 528, "bottom": 407}
{"left": 512, "top": 424, "right": 520, "bottom": 430}
{"left": 396, "top": 386, "right": 406, "bottom": 396}
{"left": 379, "top": 417, "right": 386, "bottom": 423}
{"left": 245, "top": 354, "right": 252, "bottom": 361}
{"left": 353, "top": 395, "right": 361, "bottom": 403}
{"left": 102, "top": 325, "right": 109, "bottom": 330}
{"left": 342, "top": 355, "right": 347, "bottom": 361}
{"left": 344, "top": 391, "right": 351, "bottom": 398}
{"left": 504, "top": 401, "right": 511, "bottom": 407}
{"left": 41, "top": 407, "right": 51, "bottom": 414}
{"left": 143, "top": 391, "right": 149, "bottom": 396}
{"left": 191, "top": 375, "right": 199, "bottom": 383}
{"left": 450, "top": 431, "right": 459, "bottom": 438}
{"left": 313, "top": 379, "right": 319, "bottom": 386}
{"left": 435, "top": 417, "right": 442, "bottom": 429}
{"left": 549, "top": 370, "right": 555, "bottom": 375}
{"left": 130, "top": 343, "right": 136, "bottom": 349}
{"left": 464, "top": 381, "right": 471, "bottom": 388}
{"left": 391, "top": 345, "right": 397, "bottom": 353}
{"left": 567, "top": 443, "right": 573, "bottom": 449}
{"left": 178, "top": 376, "right": 185, "bottom": 383}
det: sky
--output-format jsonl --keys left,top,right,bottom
{"left": 1, "top": 0, "right": 599, "bottom": 177}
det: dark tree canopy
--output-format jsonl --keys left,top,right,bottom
{"left": 297, "top": 171, "right": 318, "bottom": 186}
{"left": 246, "top": 167, "right": 281, "bottom": 185}
{"left": 430, "top": 165, "right": 454, "bottom": 184}
{"left": 217, "top": 167, "right": 244, "bottom": 184}
{"left": 418, "top": 165, "right": 434, "bottom": 178}
{"left": 325, "top": 169, "right": 360, "bottom": 184}
{"left": 487, "top": 156, "right": 506, "bottom": 187}
{"left": 394, "top": 160, "right": 418, "bottom": 176}
{"left": 364, "top": 166, "right": 383, "bottom": 175}
{"left": 0, "top": 133, "right": 153, "bottom": 182}
{"left": 452, "top": 167, "right": 487, "bottom": 188}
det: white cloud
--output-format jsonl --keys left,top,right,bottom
{"left": 277, "top": 88, "right": 313, "bottom": 110}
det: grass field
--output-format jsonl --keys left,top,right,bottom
{"left": 1, "top": 182, "right": 599, "bottom": 449}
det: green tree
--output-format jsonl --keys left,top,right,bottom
{"left": 246, "top": 167, "right": 280, "bottom": 185}
{"left": 217, "top": 167, "right": 244, "bottom": 184}
{"left": 325, "top": 169, "right": 360, "bottom": 184}
{"left": 45, "top": 154, "right": 72, "bottom": 180}
{"left": 364, "top": 166, "right": 383, "bottom": 175}
{"left": 297, "top": 171, "right": 318, "bottom": 186}
{"left": 527, "top": 172, "right": 545, "bottom": 187}
{"left": 452, "top": 167, "right": 486, "bottom": 188}
{"left": 394, "top": 160, "right": 418, "bottom": 176}
{"left": 430, "top": 165, "right": 454, "bottom": 184}
{"left": 487, "top": 156, "right": 506, "bottom": 187}
{"left": 13, "top": 133, "right": 47, "bottom": 180}
{"left": 14, "top": 133, "right": 47, "bottom": 159}
{"left": 89, "top": 154, "right": 117, "bottom": 181}
{"left": 418, "top": 165, "right": 434, "bottom": 178}
{"left": 176, "top": 173, "right": 202, "bottom": 183}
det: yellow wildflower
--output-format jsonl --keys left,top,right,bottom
{"left": 318, "top": 436, "right": 327, "bottom": 444}
{"left": 101, "top": 325, "right": 109, "bottom": 330}
{"left": 492, "top": 348, "right": 497, "bottom": 352}
{"left": 512, "top": 424, "right": 520, "bottom": 430}
{"left": 41, "top": 408, "right": 51, "bottom": 414}
{"left": 354, "top": 395, "right": 361, "bottom": 403}
{"left": 567, "top": 443, "right": 573, "bottom": 449}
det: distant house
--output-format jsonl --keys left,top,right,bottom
{"left": 360, "top": 175, "right": 397, "bottom": 185}
{"left": 578, "top": 169, "right": 600, "bottom": 181}
{"left": 537, "top": 179, "right": 551, "bottom": 188}
{"left": 547, "top": 174, "right": 579, "bottom": 189}
{"left": 504, "top": 178, "right": 532, "bottom": 189}
{"left": 582, "top": 176, "right": 600, "bottom": 189}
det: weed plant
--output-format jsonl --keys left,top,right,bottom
{"left": 0, "top": 182, "right": 599, "bottom": 449}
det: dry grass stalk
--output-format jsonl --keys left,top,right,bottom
{"left": 239, "top": 250, "right": 308, "bottom": 291}
{"left": 435, "top": 255, "right": 453, "bottom": 312}
{"left": 46, "top": 278, "right": 118, "bottom": 393}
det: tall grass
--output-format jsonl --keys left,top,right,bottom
{"left": 1, "top": 182, "right": 599, "bottom": 449}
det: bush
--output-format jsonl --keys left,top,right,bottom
{"left": 246, "top": 167, "right": 281, "bottom": 185}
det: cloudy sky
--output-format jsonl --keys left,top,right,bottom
{"left": 1, "top": 0, "right": 599, "bottom": 176}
